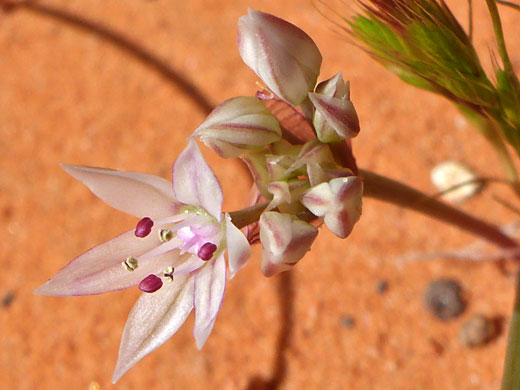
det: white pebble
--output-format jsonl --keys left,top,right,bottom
{"left": 430, "top": 161, "right": 480, "bottom": 203}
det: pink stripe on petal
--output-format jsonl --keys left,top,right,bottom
{"left": 61, "top": 164, "right": 177, "bottom": 219}
{"left": 112, "top": 275, "right": 194, "bottom": 383}
{"left": 34, "top": 229, "right": 175, "bottom": 296}
{"left": 172, "top": 140, "right": 223, "bottom": 220}
{"left": 193, "top": 254, "right": 226, "bottom": 349}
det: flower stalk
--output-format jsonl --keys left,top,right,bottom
{"left": 501, "top": 269, "right": 520, "bottom": 390}
{"left": 361, "top": 169, "right": 518, "bottom": 250}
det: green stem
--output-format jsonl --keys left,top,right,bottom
{"left": 486, "top": 0, "right": 515, "bottom": 76}
{"left": 486, "top": 0, "right": 520, "bottom": 115}
{"left": 481, "top": 120, "right": 519, "bottom": 183}
{"left": 458, "top": 106, "right": 519, "bottom": 184}
{"left": 502, "top": 271, "right": 520, "bottom": 390}
{"left": 360, "top": 169, "right": 518, "bottom": 250}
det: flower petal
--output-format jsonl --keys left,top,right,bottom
{"left": 308, "top": 93, "right": 360, "bottom": 140}
{"left": 61, "top": 164, "right": 177, "bottom": 219}
{"left": 34, "top": 228, "right": 180, "bottom": 296}
{"left": 315, "top": 72, "right": 349, "bottom": 98}
{"left": 225, "top": 214, "right": 251, "bottom": 278}
{"left": 193, "top": 96, "right": 282, "bottom": 158}
{"left": 172, "top": 140, "right": 223, "bottom": 220}
{"left": 193, "top": 254, "right": 226, "bottom": 349}
{"left": 300, "top": 182, "right": 333, "bottom": 217}
{"left": 259, "top": 212, "right": 292, "bottom": 258}
{"left": 259, "top": 212, "right": 318, "bottom": 277}
{"left": 266, "top": 181, "right": 292, "bottom": 211}
{"left": 112, "top": 275, "right": 194, "bottom": 383}
{"left": 301, "top": 176, "right": 363, "bottom": 239}
{"left": 238, "top": 9, "right": 322, "bottom": 105}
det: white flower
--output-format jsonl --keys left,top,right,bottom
{"left": 35, "top": 140, "right": 251, "bottom": 382}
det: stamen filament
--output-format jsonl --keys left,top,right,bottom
{"left": 138, "top": 237, "right": 182, "bottom": 262}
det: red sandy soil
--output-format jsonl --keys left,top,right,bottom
{"left": 1, "top": 1, "right": 520, "bottom": 389}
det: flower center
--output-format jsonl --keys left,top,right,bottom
{"left": 124, "top": 208, "right": 224, "bottom": 293}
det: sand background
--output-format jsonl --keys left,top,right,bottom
{"left": 1, "top": 0, "right": 520, "bottom": 389}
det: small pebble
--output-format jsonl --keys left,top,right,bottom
{"left": 458, "top": 314, "right": 496, "bottom": 347}
{"left": 430, "top": 161, "right": 480, "bottom": 203}
{"left": 341, "top": 315, "right": 356, "bottom": 328}
{"left": 376, "top": 280, "right": 389, "bottom": 294}
{"left": 424, "top": 279, "right": 465, "bottom": 321}
{"left": 89, "top": 381, "right": 100, "bottom": 390}
{"left": 2, "top": 291, "right": 15, "bottom": 308}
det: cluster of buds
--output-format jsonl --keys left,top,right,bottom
{"left": 194, "top": 9, "right": 363, "bottom": 276}
{"left": 36, "top": 9, "right": 363, "bottom": 382}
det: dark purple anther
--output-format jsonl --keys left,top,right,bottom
{"left": 135, "top": 217, "right": 154, "bottom": 238}
{"left": 139, "top": 274, "right": 163, "bottom": 293}
{"left": 197, "top": 242, "right": 217, "bottom": 261}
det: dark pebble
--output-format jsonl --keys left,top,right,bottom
{"left": 341, "top": 315, "right": 356, "bottom": 328}
{"left": 458, "top": 314, "right": 496, "bottom": 347}
{"left": 424, "top": 278, "right": 465, "bottom": 320}
{"left": 2, "top": 291, "right": 15, "bottom": 308}
{"left": 376, "top": 280, "right": 389, "bottom": 294}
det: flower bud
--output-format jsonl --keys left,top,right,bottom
{"left": 309, "top": 73, "right": 360, "bottom": 142}
{"left": 265, "top": 154, "right": 294, "bottom": 181}
{"left": 237, "top": 9, "right": 322, "bottom": 106}
{"left": 259, "top": 211, "right": 318, "bottom": 276}
{"left": 193, "top": 96, "right": 281, "bottom": 158}
{"left": 266, "top": 181, "right": 292, "bottom": 210}
{"left": 287, "top": 139, "right": 334, "bottom": 174}
{"left": 301, "top": 176, "right": 363, "bottom": 238}
{"left": 241, "top": 152, "right": 271, "bottom": 198}
{"left": 315, "top": 72, "right": 350, "bottom": 99}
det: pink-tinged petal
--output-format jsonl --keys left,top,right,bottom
{"left": 259, "top": 212, "right": 292, "bottom": 258}
{"left": 307, "top": 162, "right": 327, "bottom": 187}
{"left": 259, "top": 212, "right": 318, "bottom": 277}
{"left": 302, "top": 176, "right": 363, "bottom": 239}
{"left": 287, "top": 140, "right": 333, "bottom": 174}
{"left": 35, "top": 228, "right": 179, "bottom": 296}
{"left": 325, "top": 177, "right": 363, "bottom": 238}
{"left": 315, "top": 72, "right": 349, "bottom": 99}
{"left": 240, "top": 152, "right": 272, "bottom": 198}
{"left": 310, "top": 74, "right": 353, "bottom": 144}
{"left": 300, "top": 182, "right": 333, "bottom": 217}
{"left": 193, "top": 96, "right": 282, "bottom": 158}
{"left": 61, "top": 164, "right": 177, "bottom": 219}
{"left": 308, "top": 93, "right": 360, "bottom": 140}
{"left": 172, "top": 140, "right": 223, "bottom": 219}
{"left": 265, "top": 154, "right": 295, "bottom": 181}
{"left": 193, "top": 254, "right": 226, "bottom": 349}
{"left": 112, "top": 275, "right": 194, "bottom": 383}
{"left": 266, "top": 181, "right": 291, "bottom": 210}
{"left": 238, "top": 9, "right": 322, "bottom": 106}
{"left": 225, "top": 213, "right": 251, "bottom": 278}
